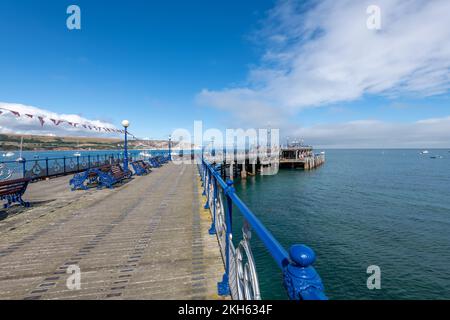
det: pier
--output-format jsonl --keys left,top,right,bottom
{"left": 279, "top": 146, "right": 325, "bottom": 170}
{"left": 202, "top": 145, "right": 325, "bottom": 180}
{"left": 0, "top": 163, "right": 224, "bottom": 299}
{"left": 0, "top": 154, "right": 327, "bottom": 300}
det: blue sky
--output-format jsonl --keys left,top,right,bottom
{"left": 0, "top": 0, "right": 274, "bottom": 137}
{"left": 1, "top": 0, "right": 450, "bottom": 147}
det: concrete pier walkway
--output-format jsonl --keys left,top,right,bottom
{"left": 0, "top": 163, "right": 225, "bottom": 300}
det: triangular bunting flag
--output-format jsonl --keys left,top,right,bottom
{"left": 38, "top": 116, "right": 45, "bottom": 126}
{"left": 50, "top": 119, "right": 62, "bottom": 126}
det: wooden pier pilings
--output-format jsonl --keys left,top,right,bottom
{"left": 205, "top": 146, "right": 325, "bottom": 180}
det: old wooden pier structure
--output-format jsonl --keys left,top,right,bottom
{"left": 204, "top": 145, "right": 325, "bottom": 180}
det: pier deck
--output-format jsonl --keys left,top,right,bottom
{"left": 0, "top": 163, "right": 225, "bottom": 300}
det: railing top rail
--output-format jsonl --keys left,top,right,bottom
{"left": 0, "top": 151, "right": 139, "bottom": 164}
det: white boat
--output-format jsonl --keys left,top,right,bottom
{"left": 3, "top": 152, "right": 15, "bottom": 157}
{"left": 139, "top": 151, "right": 152, "bottom": 158}
{"left": 420, "top": 150, "right": 429, "bottom": 154}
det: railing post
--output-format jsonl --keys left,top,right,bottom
{"left": 77, "top": 156, "right": 80, "bottom": 171}
{"left": 202, "top": 162, "right": 207, "bottom": 195}
{"left": 204, "top": 169, "right": 210, "bottom": 209}
{"left": 218, "top": 179, "right": 234, "bottom": 296}
{"left": 88, "top": 155, "right": 91, "bottom": 169}
{"left": 63, "top": 156, "right": 66, "bottom": 174}
{"left": 20, "top": 159, "right": 26, "bottom": 178}
{"left": 208, "top": 175, "right": 217, "bottom": 235}
{"left": 202, "top": 162, "right": 206, "bottom": 185}
{"left": 45, "top": 158, "right": 49, "bottom": 177}
{"left": 283, "top": 245, "right": 327, "bottom": 300}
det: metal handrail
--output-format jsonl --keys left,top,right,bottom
{"left": 0, "top": 151, "right": 154, "bottom": 181}
{"left": 200, "top": 158, "right": 327, "bottom": 300}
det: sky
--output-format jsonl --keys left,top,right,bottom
{"left": 0, "top": 0, "right": 449, "bottom": 147}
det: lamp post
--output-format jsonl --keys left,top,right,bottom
{"left": 211, "top": 137, "right": 215, "bottom": 158}
{"left": 168, "top": 135, "right": 172, "bottom": 161}
{"left": 122, "top": 120, "right": 130, "bottom": 172}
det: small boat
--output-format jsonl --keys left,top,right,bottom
{"left": 3, "top": 152, "right": 15, "bottom": 157}
{"left": 420, "top": 150, "right": 429, "bottom": 154}
{"left": 320, "top": 151, "right": 326, "bottom": 155}
{"left": 139, "top": 151, "right": 152, "bottom": 158}
{"left": 430, "top": 155, "right": 443, "bottom": 159}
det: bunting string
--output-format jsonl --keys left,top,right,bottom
{"left": 0, "top": 107, "right": 125, "bottom": 134}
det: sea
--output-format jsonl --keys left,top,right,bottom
{"left": 233, "top": 149, "right": 450, "bottom": 300}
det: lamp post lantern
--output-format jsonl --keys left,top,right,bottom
{"left": 122, "top": 120, "right": 130, "bottom": 172}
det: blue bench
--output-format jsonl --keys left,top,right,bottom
{"left": 148, "top": 158, "right": 161, "bottom": 168}
{"left": 70, "top": 165, "right": 111, "bottom": 191}
{"left": 97, "top": 164, "right": 131, "bottom": 189}
{"left": 0, "top": 178, "right": 31, "bottom": 208}
{"left": 131, "top": 160, "right": 152, "bottom": 176}
{"left": 70, "top": 164, "right": 131, "bottom": 190}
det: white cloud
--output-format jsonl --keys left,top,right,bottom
{"left": 0, "top": 102, "right": 120, "bottom": 137}
{"left": 197, "top": 0, "right": 450, "bottom": 124}
{"left": 295, "top": 116, "right": 450, "bottom": 148}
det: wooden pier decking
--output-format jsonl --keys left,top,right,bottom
{"left": 0, "top": 163, "right": 225, "bottom": 300}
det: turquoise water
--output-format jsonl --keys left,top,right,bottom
{"left": 233, "top": 149, "right": 450, "bottom": 300}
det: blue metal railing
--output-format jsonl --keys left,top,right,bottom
{"left": 0, "top": 151, "right": 173, "bottom": 182}
{"left": 199, "top": 158, "right": 327, "bottom": 300}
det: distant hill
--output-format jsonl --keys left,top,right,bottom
{"left": 0, "top": 133, "right": 178, "bottom": 151}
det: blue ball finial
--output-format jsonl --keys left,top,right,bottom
{"left": 226, "top": 179, "right": 234, "bottom": 187}
{"left": 289, "top": 245, "right": 316, "bottom": 267}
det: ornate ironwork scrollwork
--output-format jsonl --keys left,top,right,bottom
{"left": 51, "top": 160, "right": 62, "bottom": 173}
{"left": 0, "top": 163, "right": 14, "bottom": 181}
{"left": 30, "top": 161, "right": 43, "bottom": 177}
{"left": 214, "top": 188, "right": 227, "bottom": 250}
{"left": 68, "top": 159, "right": 76, "bottom": 170}
{"left": 233, "top": 221, "right": 261, "bottom": 300}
